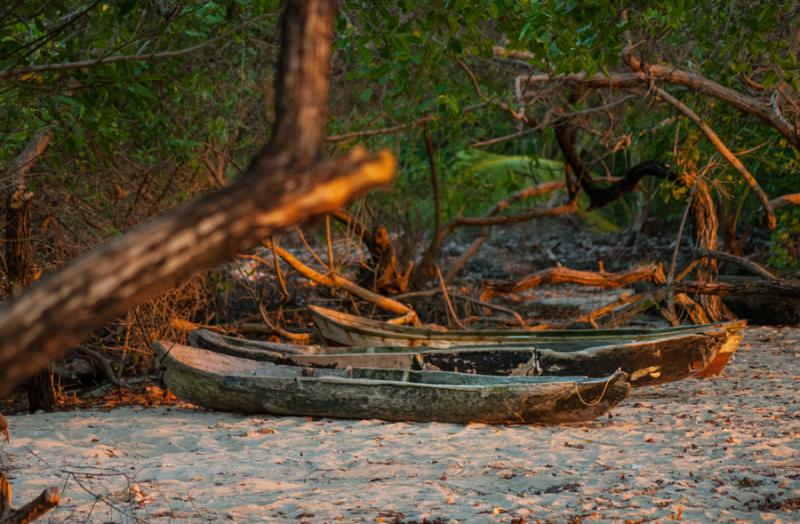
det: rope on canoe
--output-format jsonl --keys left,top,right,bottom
{"left": 573, "top": 371, "right": 617, "bottom": 407}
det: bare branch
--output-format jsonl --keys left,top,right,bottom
{"left": 480, "top": 264, "right": 666, "bottom": 301}
{"left": 262, "top": 239, "right": 418, "bottom": 325}
{"left": 693, "top": 248, "right": 777, "bottom": 280}
{"left": 496, "top": 45, "right": 800, "bottom": 149}
{"left": 770, "top": 193, "right": 800, "bottom": 209}
{"left": 325, "top": 103, "right": 486, "bottom": 142}
{"left": 0, "top": 13, "right": 278, "bottom": 81}
{"left": 652, "top": 86, "right": 776, "bottom": 229}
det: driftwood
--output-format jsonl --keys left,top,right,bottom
{"left": 0, "top": 0, "right": 397, "bottom": 396}
{"left": 0, "top": 474, "right": 59, "bottom": 524}
{"left": 480, "top": 264, "right": 666, "bottom": 301}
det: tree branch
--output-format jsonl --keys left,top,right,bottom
{"left": 693, "top": 248, "right": 777, "bottom": 280}
{"left": 495, "top": 45, "right": 800, "bottom": 150}
{"left": 770, "top": 193, "right": 800, "bottom": 209}
{"left": 0, "top": 0, "right": 397, "bottom": 395}
{"left": 0, "top": 13, "right": 277, "bottom": 81}
{"left": 480, "top": 264, "right": 666, "bottom": 301}
{"left": 444, "top": 181, "right": 567, "bottom": 281}
{"left": 554, "top": 120, "right": 675, "bottom": 208}
{"left": 0, "top": 473, "right": 60, "bottom": 524}
{"left": 423, "top": 128, "right": 442, "bottom": 242}
{"left": 650, "top": 86, "right": 776, "bottom": 229}
{"left": 324, "top": 103, "right": 486, "bottom": 142}
{"left": 262, "top": 239, "right": 418, "bottom": 325}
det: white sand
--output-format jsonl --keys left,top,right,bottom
{"left": 2, "top": 326, "right": 798, "bottom": 523}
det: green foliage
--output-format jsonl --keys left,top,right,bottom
{"left": 452, "top": 150, "right": 563, "bottom": 182}
{"left": 2, "top": 0, "right": 799, "bottom": 267}
{"left": 771, "top": 208, "right": 800, "bottom": 269}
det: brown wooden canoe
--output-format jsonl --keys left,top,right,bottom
{"left": 308, "top": 304, "right": 744, "bottom": 348}
{"left": 189, "top": 322, "right": 743, "bottom": 388}
{"left": 155, "top": 341, "right": 630, "bottom": 424}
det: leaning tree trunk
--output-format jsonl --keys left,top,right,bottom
{"left": 3, "top": 131, "right": 58, "bottom": 411}
{"left": 685, "top": 174, "right": 730, "bottom": 321}
{"left": 0, "top": 0, "right": 396, "bottom": 396}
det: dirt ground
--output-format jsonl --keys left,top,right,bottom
{"left": 1, "top": 326, "right": 797, "bottom": 523}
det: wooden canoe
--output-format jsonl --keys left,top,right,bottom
{"left": 189, "top": 323, "right": 743, "bottom": 388}
{"left": 308, "top": 304, "right": 744, "bottom": 348}
{"left": 308, "top": 305, "right": 745, "bottom": 379}
{"left": 155, "top": 341, "right": 630, "bottom": 424}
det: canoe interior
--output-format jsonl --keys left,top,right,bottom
{"left": 190, "top": 328, "right": 721, "bottom": 356}
{"left": 161, "top": 340, "right": 619, "bottom": 387}
{"left": 189, "top": 326, "right": 738, "bottom": 388}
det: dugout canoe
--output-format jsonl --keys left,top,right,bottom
{"left": 189, "top": 323, "right": 743, "bottom": 388}
{"left": 154, "top": 341, "right": 630, "bottom": 424}
{"left": 308, "top": 304, "right": 743, "bottom": 348}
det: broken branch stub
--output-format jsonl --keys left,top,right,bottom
{"left": 0, "top": 473, "right": 60, "bottom": 524}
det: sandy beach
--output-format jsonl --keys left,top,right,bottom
{"left": 2, "top": 326, "right": 798, "bottom": 523}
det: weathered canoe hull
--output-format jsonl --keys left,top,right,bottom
{"left": 189, "top": 327, "right": 733, "bottom": 388}
{"left": 155, "top": 342, "right": 630, "bottom": 424}
{"left": 309, "top": 304, "right": 745, "bottom": 348}
{"left": 697, "top": 325, "right": 744, "bottom": 378}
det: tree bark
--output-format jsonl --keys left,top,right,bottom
{"left": 0, "top": 0, "right": 397, "bottom": 396}
{"left": 3, "top": 131, "right": 58, "bottom": 411}
{"left": 480, "top": 264, "right": 666, "bottom": 301}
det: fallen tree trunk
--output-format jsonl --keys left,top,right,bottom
{"left": 676, "top": 278, "right": 800, "bottom": 298}
{"left": 0, "top": 0, "right": 396, "bottom": 396}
